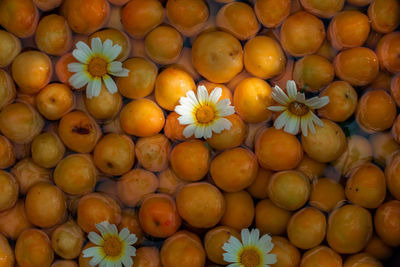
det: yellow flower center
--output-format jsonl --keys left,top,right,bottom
{"left": 196, "top": 105, "right": 215, "bottom": 124}
{"left": 103, "top": 236, "right": 122, "bottom": 257}
{"left": 240, "top": 249, "right": 260, "bottom": 267}
{"left": 288, "top": 101, "right": 309, "bottom": 116}
{"left": 88, "top": 57, "right": 107, "bottom": 77}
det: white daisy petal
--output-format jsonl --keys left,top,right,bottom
{"left": 272, "top": 85, "right": 290, "bottom": 104}
{"left": 211, "top": 120, "right": 224, "bottom": 133}
{"left": 187, "top": 91, "right": 200, "bottom": 106}
{"left": 126, "top": 245, "right": 136, "bottom": 257}
{"left": 307, "top": 95, "right": 330, "bottom": 109}
{"left": 119, "top": 228, "right": 130, "bottom": 241}
{"left": 286, "top": 80, "right": 297, "bottom": 99}
{"left": 274, "top": 110, "right": 291, "bottom": 130}
{"left": 108, "top": 61, "right": 123, "bottom": 73}
{"left": 194, "top": 125, "right": 204, "bottom": 139}
{"left": 178, "top": 115, "right": 195, "bottom": 125}
{"left": 68, "top": 62, "right": 85, "bottom": 73}
{"left": 69, "top": 72, "right": 90, "bottom": 89}
{"left": 227, "top": 264, "right": 241, "bottom": 267}
{"left": 87, "top": 78, "right": 102, "bottom": 99}
{"left": 183, "top": 124, "right": 196, "bottom": 138}
{"left": 223, "top": 252, "right": 238, "bottom": 263}
{"left": 284, "top": 115, "right": 300, "bottom": 135}
{"left": 91, "top": 37, "right": 103, "bottom": 54}
{"left": 83, "top": 246, "right": 101, "bottom": 257}
{"left": 105, "top": 44, "right": 122, "bottom": 61}
{"left": 197, "top": 85, "right": 209, "bottom": 104}
{"left": 267, "top": 105, "right": 287, "bottom": 112}
{"left": 216, "top": 100, "right": 235, "bottom": 116}
{"left": 228, "top": 235, "right": 243, "bottom": 251}
{"left": 300, "top": 115, "right": 309, "bottom": 137}
{"left": 121, "top": 254, "right": 133, "bottom": 267}
{"left": 103, "top": 75, "right": 118, "bottom": 94}
{"left": 89, "top": 253, "right": 105, "bottom": 267}
{"left": 125, "top": 234, "right": 137, "bottom": 245}
{"left": 218, "top": 118, "right": 232, "bottom": 131}
{"left": 308, "top": 116, "right": 316, "bottom": 134}
{"left": 76, "top": 41, "right": 92, "bottom": 57}
{"left": 106, "top": 260, "right": 114, "bottom": 267}
{"left": 96, "top": 221, "right": 109, "bottom": 236}
{"left": 204, "top": 126, "right": 213, "bottom": 139}
{"left": 311, "top": 111, "right": 324, "bottom": 127}
{"left": 102, "top": 39, "right": 113, "bottom": 55}
{"left": 115, "top": 261, "right": 122, "bottom": 267}
{"left": 72, "top": 49, "right": 90, "bottom": 63}
{"left": 110, "top": 68, "right": 130, "bottom": 77}
{"left": 264, "top": 253, "right": 278, "bottom": 265}
{"left": 241, "top": 229, "right": 251, "bottom": 246}
{"left": 88, "top": 232, "right": 103, "bottom": 245}
{"left": 175, "top": 103, "right": 195, "bottom": 116}
{"left": 296, "top": 93, "right": 306, "bottom": 103}
{"left": 209, "top": 87, "right": 222, "bottom": 103}
{"left": 99, "top": 259, "right": 108, "bottom": 267}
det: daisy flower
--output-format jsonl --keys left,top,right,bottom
{"left": 268, "top": 80, "right": 329, "bottom": 136}
{"left": 82, "top": 221, "right": 137, "bottom": 267}
{"left": 68, "top": 37, "right": 129, "bottom": 99}
{"left": 222, "top": 228, "right": 277, "bottom": 267}
{"left": 175, "top": 85, "right": 235, "bottom": 139}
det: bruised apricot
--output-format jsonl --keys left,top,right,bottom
{"left": 192, "top": 31, "right": 243, "bottom": 83}
{"left": 135, "top": 134, "right": 170, "bottom": 172}
{"left": 255, "top": 127, "right": 303, "bottom": 171}
{"left": 84, "top": 86, "right": 122, "bottom": 120}
{"left": 374, "top": 200, "right": 400, "bottom": 247}
{"left": 300, "top": 0, "right": 344, "bottom": 18}
{"left": 269, "top": 236, "right": 301, "bottom": 267}
{"left": 51, "top": 220, "right": 84, "bottom": 260}
{"left": 0, "top": 70, "right": 16, "bottom": 110}
{"left": 368, "top": 0, "right": 400, "bottom": 34}
{"left": 0, "top": 171, "right": 18, "bottom": 212}
{"left": 254, "top": 0, "right": 291, "bottom": 28}
{"left": 0, "top": 30, "right": 21, "bottom": 68}
{"left": 0, "top": 200, "right": 33, "bottom": 240}
{"left": 89, "top": 28, "right": 131, "bottom": 61}
{"left": 0, "top": 135, "right": 14, "bottom": 170}
{"left": 300, "top": 246, "right": 342, "bottom": 267}
{"left": 376, "top": 32, "right": 400, "bottom": 74}
{"left": 0, "top": 102, "right": 44, "bottom": 144}
{"left": 255, "top": 199, "right": 292, "bottom": 236}
{"left": 310, "top": 178, "right": 345, "bottom": 212}
{"left": 54, "top": 154, "right": 97, "bottom": 195}
{"left": 280, "top": 11, "right": 325, "bottom": 57}
{"left": 116, "top": 57, "right": 157, "bottom": 99}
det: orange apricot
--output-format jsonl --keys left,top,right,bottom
{"left": 280, "top": 11, "right": 325, "bottom": 57}
{"left": 163, "top": 111, "right": 189, "bottom": 141}
{"left": 0, "top": 135, "right": 14, "bottom": 169}
{"left": 31, "top": 132, "right": 65, "bottom": 169}
{"left": 55, "top": 53, "right": 77, "bottom": 85}
{"left": 343, "top": 253, "right": 383, "bottom": 267}
{"left": 15, "top": 229, "right": 54, "bottom": 267}
{"left": 84, "top": 85, "right": 122, "bottom": 120}
{"left": 0, "top": 233, "right": 14, "bottom": 267}
{"left": 0, "top": 0, "right": 39, "bottom": 38}
{"left": 11, "top": 158, "right": 51, "bottom": 195}
{"left": 293, "top": 54, "right": 334, "bottom": 92}
{"left": 309, "top": 178, "right": 345, "bottom": 212}
{"left": 316, "top": 38, "right": 338, "bottom": 61}
{"left": 216, "top": 2, "right": 260, "bottom": 40}
{"left": 0, "top": 30, "right": 21, "bottom": 68}
{"left": 35, "top": 14, "right": 72, "bottom": 56}
{"left": 391, "top": 115, "right": 400, "bottom": 145}
{"left": 0, "top": 102, "right": 44, "bottom": 145}
{"left": 61, "top": 0, "right": 110, "bottom": 35}
{"left": 121, "top": 0, "right": 164, "bottom": 39}
{"left": 255, "top": 199, "right": 292, "bottom": 236}
{"left": 295, "top": 155, "right": 326, "bottom": 181}
{"left": 255, "top": 127, "right": 303, "bottom": 171}
{"left": 318, "top": 81, "right": 358, "bottom": 122}
{"left": 206, "top": 114, "right": 246, "bottom": 150}
{"left": 117, "top": 169, "right": 159, "bottom": 207}
{"left": 268, "top": 170, "right": 310, "bottom": 211}
{"left": 36, "top": 83, "right": 75, "bottom": 121}
{"left": 334, "top": 47, "right": 379, "bottom": 86}
{"left": 254, "top": 0, "right": 291, "bottom": 28}
{"left": 33, "top": 0, "right": 63, "bottom": 11}
{"left": 243, "top": 36, "right": 286, "bottom": 80}
{"left": 51, "top": 220, "right": 84, "bottom": 260}
{"left": 192, "top": 31, "right": 243, "bottom": 83}
{"left": 89, "top": 28, "right": 131, "bottom": 61}
{"left": 138, "top": 193, "right": 181, "bottom": 238}
{"left": 158, "top": 168, "right": 187, "bottom": 197}
{"left": 356, "top": 89, "right": 396, "bottom": 133}
{"left": 77, "top": 192, "right": 121, "bottom": 233}
{"left": 118, "top": 209, "right": 144, "bottom": 245}
{"left": 300, "top": 0, "right": 344, "bottom": 18}
{"left": 374, "top": 200, "right": 400, "bottom": 247}
{"left": 376, "top": 32, "right": 400, "bottom": 74}
{"left": 300, "top": 246, "right": 342, "bottom": 267}
{"left": 0, "top": 200, "right": 33, "bottom": 240}
{"left": 170, "top": 140, "right": 210, "bottom": 182}
{"left": 58, "top": 110, "right": 102, "bottom": 153}
{"left": 270, "top": 236, "right": 301, "bottom": 267}
{"left": 93, "top": 133, "right": 135, "bottom": 176}
{"left": 116, "top": 57, "right": 158, "bottom": 99}
{"left": 210, "top": 147, "right": 258, "bottom": 192}
{"left": 204, "top": 226, "right": 240, "bottom": 265}
{"left": 0, "top": 70, "right": 16, "bottom": 110}
{"left": 145, "top": 25, "right": 183, "bottom": 64}
{"left": 166, "top": 0, "right": 209, "bottom": 37}
{"left": 160, "top": 231, "right": 205, "bottom": 267}
{"left": 133, "top": 247, "right": 161, "bottom": 267}
{"left": 327, "top": 204, "right": 373, "bottom": 254}
{"left": 391, "top": 74, "right": 400, "bottom": 106}
{"left": 51, "top": 260, "right": 78, "bottom": 267}
{"left": 220, "top": 191, "right": 254, "bottom": 231}
{"left": 78, "top": 242, "right": 95, "bottom": 267}
{"left": 135, "top": 134, "right": 170, "bottom": 172}
{"left": 54, "top": 154, "right": 97, "bottom": 195}
{"left": 370, "top": 132, "right": 400, "bottom": 167}
{"left": 176, "top": 182, "right": 225, "bottom": 228}
{"left": 364, "top": 235, "right": 393, "bottom": 261}
{"left": 301, "top": 119, "right": 347, "bottom": 163}
{"left": 0, "top": 171, "right": 18, "bottom": 212}
{"left": 247, "top": 168, "right": 273, "bottom": 199}
{"left": 368, "top": 0, "right": 400, "bottom": 34}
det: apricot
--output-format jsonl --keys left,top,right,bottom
{"left": 0, "top": 135, "right": 14, "bottom": 169}
{"left": 268, "top": 170, "right": 310, "bottom": 211}
{"left": 255, "top": 199, "right": 292, "bottom": 236}
{"left": 376, "top": 32, "right": 400, "bottom": 74}
{"left": 368, "top": 0, "right": 400, "bottom": 34}
{"left": 0, "top": 0, "right": 39, "bottom": 38}
{"left": 58, "top": 110, "right": 102, "bottom": 153}
{"left": 0, "top": 200, "right": 33, "bottom": 240}
{"left": 33, "top": 0, "right": 63, "bottom": 11}
{"left": 0, "top": 70, "right": 16, "bottom": 110}
{"left": 280, "top": 11, "right": 325, "bottom": 57}
{"left": 243, "top": 36, "right": 286, "bottom": 80}
{"left": 309, "top": 178, "right": 345, "bottom": 212}
{"left": 55, "top": 53, "right": 76, "bottom": 85}
{"left": 51, "top": 260, "right": 78, "bottom": 267}
{"left": 0, "top": 171, "right": 18, "bottom": 212}
{"left": 176, "top": 182, "right": 225, "bottom": 228}
{"left": 0, "top": 30, "right": 21, "bottom": 67}
{"left": 332, "top": 135, "right": 373, "bottom": 176}
{"left": 316, "top": 38, "right": 338, "bottom": 61}
{"left": 145, "top": 25, "right": 183, "bottom": 64}
{"left": 133, "top": 247, "right": 161, "bottom": 267}
{"left": 135, "top": 134, "right": 170, "bottom": 172}
{"left": 255, "top": 127, "right": 303, "bottom": 170}
{"left": 160, "top": 231, "right": 205, "bottom": 267}
{"left": 89, "top": 28, "right": 131, "bottom": 61}
{"left": 210, "top": 147, "right": 258, "bottom": 192}
{"left": 216, "top": 2, "right": 260, "bottom": 40}
{"left": 158, "top": 168, "right": 188, "bottom": 196}
{"left": 300, "top": 0, "right": 344, "bottom": 18}
{"left": 293, "top": 55, "right": 334, "bottom": 92}
{"left": 370, "top": 132, "right": 400, "bottom": 167}
{"left": 0, "top": 233, "right": 14, "bottom": 267}
{"left": 302, "top": 119, "right": 347, "bottom": 163}
{"left": 334, "top": 47, "right": 379, "bottom": 86}
{"left": 296, "top": 155, "right": 326, "bottom": 181}
{"left": 51, "top": 220, "right": 84, "bottom": 260}
{"left": 247, "top": 168, "right": 273, "bottom": 199}
{"left": 117, "top": 169, "right": 159, "bottom": 207}
{"left": 192, "top": 31, "right": 243, "bottom": 83}
{"left": 84, "top": 86, "right": 122, "bottom": 120}
{"left": 11, "top": 158, "right": 51, "bottom": 195}
{"left": 204, "top": 226, "right": 240, "bottom": 265}
{"left": 78, "top": 242, "right": 95, "bottom": 267}
{"left": 61, "top": 0, "right": 110, "bottom": 35}
{"left": 391, "top": 74, "right": 400, "bottom": 106}
{"left": 269, "top": 236, "right": 300, "bottom": 267}
{"left": 206, "top": 114, "right": 246, "bottom": 150}
{"left": 344, "top": 253, "right": 383, "bottom": 267}
{"left": 170, "top": 140, "right": 210, "bottom": 182}
{"left": 327, "top": 204, "right": 373, "bottom": 254}
{"left": 254, "top": 0, "right": 291, "bottom": 28}
{"left": 138, "top": 194, "right": 181, "bottom": 238}
{"left": 163, "top": 112, "right": 189, "bottom": 141}
{"left": 166, "top": 0, "right": 209, "bottom": 37}
{"left": 300, "top": 246, "right": 342, "bottom": 267}
{"left": 118, "top": 209, "right": 144, "bottom": 245}
{"left": 77, "top": 192, "right": 121, "bottom": 233}
{"left": 220, "top": 191, "right": 254, "bottom": 231}
{"left": 364, "top": 235, "right": 393, "bottom": 261}
{"left": 116, "top": 57, "right": 157, "bottom": 99}
{"left": 15, "top": 229, "right": 54, "bottom": 267}
{"left": 31, "top": 132, "right": 65, "bottom": 168}
{"left": 54, "top": 154, "right": 97, "bottom": 195}
{"left": 93, "top": 133, "right": 135, "bottom": 176}
{"left": 356, "top": 89, "right": 396, "bottom": 133}
{"left": 374, "top": 200, "right": 400, "bottom": 247}
{"left": 318, "top": 81, "right": 358, "bottom": 122}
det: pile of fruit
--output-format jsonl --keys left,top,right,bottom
{"left": 0, "top": 0, "right": 400, "bottom": 266}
